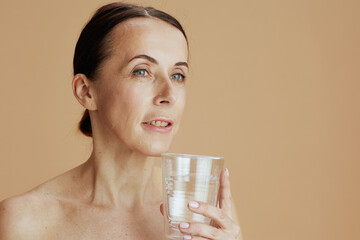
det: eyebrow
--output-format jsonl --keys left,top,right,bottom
{"left": 128, "top": 54, "right": 189, "bottom": 69}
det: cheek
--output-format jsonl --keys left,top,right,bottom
{"left": 111, "top": 84, "right": 152, "bottom": 125}
{"left": 173, "top": 90, "right": 186, "bottom": 134}
{"left": 95, "top": 83, "right": 141, "bottom": 126}
{"left": 177, "top": 90, "right": 186, "bottom": 116}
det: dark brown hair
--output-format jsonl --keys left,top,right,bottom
{"left": 74, "top": 2, "right": 188, "bottom": 137}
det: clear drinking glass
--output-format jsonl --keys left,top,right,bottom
{"left": 162, "top": 153, "right": 224, "bottom": 240}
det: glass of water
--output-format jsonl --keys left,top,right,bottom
{"left": 161, "top": 153, "right": 224, "bottom": 240}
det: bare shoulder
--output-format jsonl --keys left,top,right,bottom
{"left": 0, "top": 190, "right": 60, "bottom": 239}
{"left": 0, "top": 165, "right": 83, "bottom": 240}
{"left": 0, "top": 194, "right": 35, "bottom": 239}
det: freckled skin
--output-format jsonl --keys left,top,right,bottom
{"left": 0, "top": 18, "right": 188, "bottom": 240}
{"left": 90, "top": 17, "right": 188, "bottom": 157}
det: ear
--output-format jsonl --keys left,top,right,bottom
{"left": 72, "top": 73, "right": 97, "bottom": 111}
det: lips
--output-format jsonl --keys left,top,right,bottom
{"left": 141, "top": 118, "right": 173, "bottom": 133}
{"left": 144, "top": 120, "right": 172, "bottom": 127}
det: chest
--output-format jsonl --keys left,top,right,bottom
{"left": 46, "top": 204, "right": 166, "bottom": 240}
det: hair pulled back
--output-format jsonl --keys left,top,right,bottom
{"left": 74, "top": 2, "right": 187, "bottom": 137}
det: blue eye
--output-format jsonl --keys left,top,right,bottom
{"left": 133, "top": 69, "right": 149, "bottom": 77}
{"left": 171, "top": 73, "right": 185, "bottom": 82}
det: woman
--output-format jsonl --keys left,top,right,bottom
{"left": 0, "top": 2, "right": 242, "bottom": 239}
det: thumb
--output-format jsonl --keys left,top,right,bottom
{"left": 160, "top": 203, "right": 164, "bottom": 216}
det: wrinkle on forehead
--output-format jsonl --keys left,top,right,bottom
{"left": 94, "top": 17, "right": 188, "bottom": 82}
{"left": 108, "top": 17, "right": 188, "bottom": 59}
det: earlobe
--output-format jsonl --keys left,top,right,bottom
{"left": 72, "top": 74, "right": 97, "bottom": 110}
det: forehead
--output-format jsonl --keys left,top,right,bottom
{"left": 108, "top": 17, "right": 188, "bottom": 62}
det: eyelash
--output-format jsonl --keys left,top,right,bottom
{"left": 132, "top": 69, "right": 150, "bottom": 77}
{"left": 132, "top": 69, "right": 186, "bottom": 82}
{"left": 171, "top": 73, "right": 186, "bottom": 82}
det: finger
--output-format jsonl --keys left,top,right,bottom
{"left": 219, "top": 168, "right": 232, "bottom": 218}
{"left": 160, "top": 203, "right": 164, "bottom": 216}
{"left": 187, "top": 201, "right": 233, "bottom": 229}
{"left": 179, "top": 222, "right": 225, "bottom": 240}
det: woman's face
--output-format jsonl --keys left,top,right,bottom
{"left": 90, "top": 17, "right": 188, "bottom": 156}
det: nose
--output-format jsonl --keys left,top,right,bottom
{"left": 153, "top": 74, "right": 176, "bottom": 106}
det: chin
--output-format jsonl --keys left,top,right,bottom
{"left": 137, "top": 142, "right": 171, "bottom": 157}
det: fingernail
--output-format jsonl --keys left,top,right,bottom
{"left": 226, "top": 168, "right": 230, "bottom": 177}
{"left": 189, "top": 201, "right": 199, "bottom": 208}
{"left": 183, "top": 235, "right": 192, "bottom": 239}
{"left": 180, "top": 222, "right": 189, "bottom": 229}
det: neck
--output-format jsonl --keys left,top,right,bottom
{"left": 80, "top": 139, "right": 161, "bottom": 210}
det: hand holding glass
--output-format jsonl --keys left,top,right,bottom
{"left": 162, "top": 153, "right": 224, "bottom": 239}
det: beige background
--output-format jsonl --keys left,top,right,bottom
{"left": 1, "top": 0, "right": 359, "bottom": 239}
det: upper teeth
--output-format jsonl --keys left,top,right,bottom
{"left": 148, "top": 121, "right": 169, "bottom": 127}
